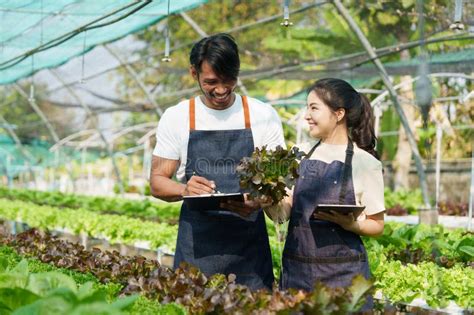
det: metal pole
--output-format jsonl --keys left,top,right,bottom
{"left": 374, "top": 105, "right": 382, "bottom": 138}
{"left": 435, "top": 123, "right": 442, "bottom": 209}
{"left": 333, "top": 0, "right": 431, "bottom": 209}
{"left": 6, "top": 155, "right": 12, "bottom": 188}
{"left": 13, "top": 84, "right": 60, "bottom": 142}
{"left": 468, "top": 141, "right": 473, "bottom": 231}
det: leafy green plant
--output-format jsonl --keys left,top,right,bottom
{"left": 370, "top": 253, "right": 474, "bottom": 309}
{"left": 237, "top": 145, "right": 304, "bottom": 205}
{"left": 0, "top": 257, "right": 137, "bottom": 315}
{"left": 0, "top": 245, "right": 182, "bottom": 315}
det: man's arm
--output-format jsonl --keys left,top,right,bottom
{"left": 150, "top": 155, "right": 217, "bottom": 202}
{"left": 150, "top": 156, "right": 185, "bottom": 202}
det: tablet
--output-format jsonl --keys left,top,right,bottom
{"left": 313, "top": 204, "right": 365, "bottom": 215}
{"left": 183, "top": 193, "right": 244, "bottom": 212}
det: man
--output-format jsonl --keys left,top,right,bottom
{"left": 150, "top": 33, "right": 285, "bottom": 290}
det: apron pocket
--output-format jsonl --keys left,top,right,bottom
{"left": 311, "top": 224, "right": 361, "bottom": 258}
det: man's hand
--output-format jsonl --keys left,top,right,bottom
{"left": 182, "top": 175, "right": 216, "bottom": 196}
{"left": 220, "top": 194, "right": 271, "bottom": 217}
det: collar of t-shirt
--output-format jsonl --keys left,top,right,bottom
{"left": 193, "top": 94, "right": 247, "bottom": 130}
{"left": 307, "top": 141, "right": 356, "bottom": 164}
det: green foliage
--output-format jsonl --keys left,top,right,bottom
{"left": 0, "top": 198, "right": 178, "bottom": 251}
{"left": 237, "top": 145, "right": 305, "bottom": 205}
{"left": 377, "top": 106, "right": 400, "bottom": 161}
{"left": 128, "top": 297, "right": 187, "bottom": 315}
{"left": 0, "top": 255, "right": 137, "bottom": 315}
{"left": 0, "top": 244, "right": 185, "bottom": 315}
{"left": 384, "top": 187, "right": 425, "bottom": 214}
{"left": 363, "top": 222, "right": 474, "bottom": 267}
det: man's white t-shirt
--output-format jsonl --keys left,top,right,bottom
{"left": 153, "top": 94, "right": 285, "bottom": 182}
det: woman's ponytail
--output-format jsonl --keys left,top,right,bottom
{"left": 351, "top": 93, "right": 379, "bottom": 160}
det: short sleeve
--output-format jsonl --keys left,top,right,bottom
{"left": 360, "top": 161, "right": 385, "bottom": 215}
{"left": 262, "top": 107, "right": 286, "bottom": 150}
{"left": 152, "top": 109, "right": 181, "bottom": 160}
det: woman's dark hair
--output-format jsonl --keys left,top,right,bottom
{"left": 189, "top": 33, "right": 240, "bottom": 81}
{"left": 308, "top": 78, "right": 379, "bottom": 159}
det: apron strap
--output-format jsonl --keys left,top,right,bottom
{"left": 339, "top": 141, "right": 354, "bottom": 204}
{"left": 305, "top": 140, "right": 321, "bottom": 159}
{"left": 189, "top": 95, "right": 251, "bottom": 131}
{"left": 242, "top": 95, "right": 251, "bottom": 129}
{"left": 189, "top": 97, "right": 196, "bottom": 131}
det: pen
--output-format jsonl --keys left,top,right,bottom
{"left": 193, "top": 171, "right": 220, "bottom": 194}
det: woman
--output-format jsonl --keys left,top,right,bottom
{"left": 271, "top": 78, "right": 385, "bottom": 308}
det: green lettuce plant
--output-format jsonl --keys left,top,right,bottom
{"left": 237, "top": 145, "right": 304, "bottom": 205}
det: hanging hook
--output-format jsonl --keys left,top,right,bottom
{"left": 162, "top": 0, "right": 172, "bottom": 62}
{"left": 280, "top": 0, "right": 293, "bottom": 27}
{"left": 28, "top": 55, "right": 35, "bottom": 103}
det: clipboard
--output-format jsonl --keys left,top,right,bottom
{"left": 183, "top": 193, "right": 244, "bottom": 212}
{"left": 312, "top": 204, "right": 365, "bottom": 216}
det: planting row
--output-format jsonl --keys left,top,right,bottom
{"left": 384, "top": 188, "right": 469, "bottom": 216}
{"left": 0, "top": 187, "right": 181, "bottom": 224}
{"left": 3, "top": 228, "right": 473, "bottom": 311}
{"left": 1, "top": 196, "right": 472, "bottom": 273}
{"left": 363, "top": 222, "right": 474, "bottom": 267}
{"left": 266, "top": 219, "right": 474, "bottom": 271}
{"left": 4, "top": 186, "right": 468, "bottom": 226}
{"left": 0, "top": 198, "right": 177, "bottom": 251}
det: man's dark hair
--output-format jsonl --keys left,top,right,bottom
{"left": 189, "top": 33, "right": 240, "bottom": 80}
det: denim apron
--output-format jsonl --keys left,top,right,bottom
{"left": 173, "top": 96, "right": 274, "bottom": 291}
{"left": 281, "top": 141, "right": 372, "bottom": 308}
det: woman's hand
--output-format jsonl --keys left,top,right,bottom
{"left": 313, "top": 211, "right": 359, "bottom": 233}
{"left": 314, "top": 211, "right": 385, "bottom": 236}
